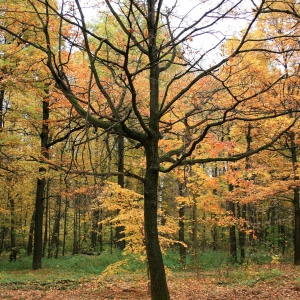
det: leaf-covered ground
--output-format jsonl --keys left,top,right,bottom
{"left": 0, "top": 264, "right": 299, "bottom": 299}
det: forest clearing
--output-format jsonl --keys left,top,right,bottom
{"left": 1, "top": 254, "right": 300, "bottom": 299}
{"left": 2, "top": 1, "right": 300, "bottom": 299}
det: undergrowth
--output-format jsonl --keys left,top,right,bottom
{"left": 0, "top": 249, "right": 293, "bottom": 288}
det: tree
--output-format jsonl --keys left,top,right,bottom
{"left": 1, "top": 1, "right": 300, "bottom": 298}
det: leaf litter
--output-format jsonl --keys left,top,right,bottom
{"left": 0, "top": 264, "right": 299, "bottom": 299}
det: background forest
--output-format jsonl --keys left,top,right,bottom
{"left": 1, "top": 1, "right": 300, "bottom": 299}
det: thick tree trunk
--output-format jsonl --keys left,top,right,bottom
{"left": 32, "top": 95, "right": 49, "bottom": 270}
{"left": 143, "top": 1, "right": 170, "bottom": 297}
{"left": 289, "top": 131, "right": 300, "bottom": 265}
{"left": 294, "top": 187, "right": 300, "bottom": 265}
{"left": 144, "top": 141, "right": 169, "bottom": 300}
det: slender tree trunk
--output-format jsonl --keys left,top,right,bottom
{"left": 0, "top": 88, "right": 6, "bottom": 251}
{"left": 78, "top": 205, "right": 81, "bottom": 252}
{"left": 9, "top": 190, "right": 16, "bottom": 249}
{"left": 72, "top": 200, "right": 79, "bottom": 255}
{"left": 99, "top": 209, "right": 103, "bottom": 253}
{"left": 27, "top": 211, "right": 35, "bottom": 256}
{"left": 227, "top": 184, "right": 237, "bottom": 262}
{"left": 238, "top": 204, "right": 247, "bottom": 263}
{"left": 192, "top": 196, "right": 200, "bottom": 279}
{"left": 248, "top": 203, "right": 256, "bottom": 246}
{"left": 0, "top": 89, "right": 4, "bottom": 128}
{"left": 62, "top": 197, "right": 68, "bottom": 256}
{"left": 43, "top": 183, "right": 49, "bottom": 258}
{"left": 211, "top": 213, "right": 217, "bottom": 251}
{"left": 51, "top": 194, "right": 61, "bottom": 259}
{"left": 0, "top": 227, "right": 7, "bottom": 254}
{"left": 91, "top": 208, "right": 99, "bottom": 250}
{"left": 116, "top": 134, "right": 125, "bottom": 250}
{"left": 268, "top": 204, "right": 276, "bottom": 252}
{"left": 178, "top": 181, "right": 186, "bottom": 263}
{"left": 32, "top": 95, "right": 49, "bottom": 270}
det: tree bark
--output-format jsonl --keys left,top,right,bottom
{"left": 228, "top": 197, "right": 237, "bottom": 262}
{"left": 62, "top": 197, "right": 68, "bottom": 256}
{"left": 116, "top": 134, "right": 125, "bottom": 250}
{"left": 32, "top": 173, "right": 46, "bottom": 270}
{"left": 144, "top": 140, "right": 169, "bottom": 300}
{"left": 0, "top": 89, "right": 4, "bottom": 128}
{"left": 32, "top": 95, "right": 49, "bottom": 270}
{"left": 9, "top": 190, "right": 16, "bottom": 249}
{"left": 192, "top": 196, "right": 200, "bottom": 279}
{"left": 289, "top": 131, "right": 300, "bottom": 265}
{"left": 293, "top": 188, "right": 300, "bottom": 265}
{"left": 238, "top": 204, "right": 247, "bottom": 263}
{"left": 27, "top": 211, "right": 35, "bottom": 256}
{"left": 51, "top": 194, "right": 61, "bottom": 259}
{"left": 178, "top": 181, "right": 186, "bottom": 263}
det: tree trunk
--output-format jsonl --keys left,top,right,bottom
{"left": 32, "top": 95, "right": 49, "bottom": 270}
{"left": 178, "top": 180, "right": 186, "bottom": 263}
{"left": 32, "top": 172, "right": 46, "bottom": 269}
{"left": 143, "top": 1, "right": 170, "bottom": 297}
{"left": 27, "top": 211, "right": 35, "bottom": 256}
{"left": 192, "top": 196, "right": 200, "bottom": 279}
{"left": 287, "top": 130, "right": 300, "bottom": 264}
{"left": 116, "top": 134, "right": 125, "bottom": 250}
{"left": 144, "top": 141, "right": 169, "bottom": 300}
{"left": 9, "top": 191, "right": 16, "bottom": 249}
{"left": 0, "top": 227, "right": 8, "bottom": 254}
{"left": 268, "top": 204, "right": 276, "bottom": 252}
{"left": 91, "top": 208, "right": 99, "bottom": 250}
{"left": 238, "top": 203, "right": 246, "bottom": 263}
{"left": 99, "top": 209, "right": 103, "bottom": 253}
{"left": 72, "top": 200, "right": 79, "bottom": 255}
{"left": 227, "top": 190, "right": 237, "bottom": 262}
{"left": 62, "top": 197, "right": 68, "bottom": 256}
{"left": 294, "top": 186, "right": 300, "bottom": 265}
{"left": 51, "top": 194, "right": 61, "bottom": 259}
{"left": 43, "top": 183, "right": 49, "bottom": 258}
{"left": 0, "top": 89, "right": 4, "bottom": 128}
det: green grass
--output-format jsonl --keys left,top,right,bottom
{"left": 0, "top": 250, "right": 125, "bottom": 285}
{"left": 0, "top": 249, "right": 290, "bottom": 290}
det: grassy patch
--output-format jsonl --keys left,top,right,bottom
{"left": 0, "top": 250, "right": 124, "bottom": 286}
{"left": 0, "top": 249, "right": 291, "bottom": 292}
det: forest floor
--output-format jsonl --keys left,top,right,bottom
{"left": 0, "top": 263, "right": 300, "bottom": 299}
